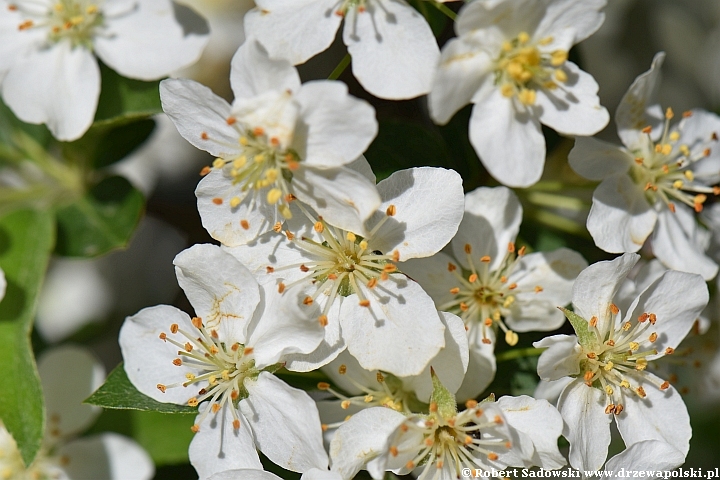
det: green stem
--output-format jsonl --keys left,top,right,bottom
{"left": 496, "top": 347, "right": 544, "bottom": 363}
{"left": 529, "top": 209, "right": 591, "bottom": 238}
{"left": 328, "top": 53, "right": 351, "bottom": 81}
{"left": 431, "top": 1, "right": 457, "bottom": 20}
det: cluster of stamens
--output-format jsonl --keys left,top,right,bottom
{"left": 157, "top": 317, "right": 259, "bottom": 432}
{"left": 630, "top": 108, "right": 719, "bottom": 213}
{"left": 495, "top": 32, "right": 568, "bottom": 106}
{"left": 439, "top": 242, "right": 541, "bottom": 346}
{"left": 270, "top": 206, "right": 400, "bottom": 325}
{"left": 13, "top": 0, "right": 103, "bottom": 48}
{"left": 579, "top": 305, "right": 673, "bottom": 415}
{"left": 202, "top": 118, "right": 301, "bottom": 224}
{"left": 387, "top": 400, "right": 510, "bottom": 480}
{"left": 334, "top": 0, "right": 367, "bottom": 16}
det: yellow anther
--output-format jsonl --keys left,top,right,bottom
{"left": 554, "top": 68, "right": 567, "bottom": 83}
{"left": 518, "top": 88, "right": 536, "bottom": 105}
{"left": 267, "top": 188, "right": 282, "bottom": 205}
{"left": 229, "top": 197, "right": 241, "bottom": 208}
{"left": 212, "top": 158, "right": 225, "bottom": 169}
{"left": 620, "top": 380, "right": 630, "bottom": 389}
{"left": 278, "top": 205, "right": 292, "bottom": 219}
{"left": 605, "top": 385, "right": 614, "bottom": 395}
{"left": 673, "top": 180, "right": 684, "bottom": 189}
{"left": 70, "top": 15, "right": 84, "bottom": 25}
{"left": 661, "top": 144, "right": 672, "bottom": 155}
{"left": 505, "top": 330, "right": 519, "bottom": 346}
{"left": 669, "top": 131, "right": 680, "bottom": 142}
{"left": 680, "top": 145, "right": 690, "bottom": 156}
{"left": 86, "top": 4, "right": 97, "bottom": 14}
{"left": 665, "top": 107, "right": 674, "bottom": 119}
{"left": 364, "top": 395, "right": 374, "bottom": 403}
{"left": 54, "top": 3, "right": 64, "bottom": 10}
{"left": 254, "top": 154, "right": 265, "bottom": 163}
{"left": 346, "top": 232, "right": 356, "bottom": 242}
{"left": 503, "top": 295, "right": 516, "bottom": 308}
{"left": 684, "top": 170, "right": 695, "bottom": 181}
{"left": 233, "top": 157, "right": 247, "bottom": 169}
{"left": 502, "top": 40, "right": 513, "bottom": 52}
{"left": 500, "top": 84, "right": 514, "bottom": 98}
{"left": 539, "top": 36, "right": 554, "bottom": 45}
{"left": 550, "top": 50, "right": 568, "bottom": 66}
{"left": 265, "top": 168, "right": 279, "bottom": 182}
{"left": 239, "top": 136, "right": 249, "bottom": 146}
{"left": 629, "top": 342, "right": 639, "bottom": 351}
{"left": 517, "top": 31, "right": 530, "bottom": 44}
{"left": 359, "top": 240, "right": 368, "bottom": 250}
{"left": 603, "top": 361, "right": 614, "bottom": 371}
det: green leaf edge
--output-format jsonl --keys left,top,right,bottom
{"left": 559, "top": 306, "right": 597, "bottom": 347}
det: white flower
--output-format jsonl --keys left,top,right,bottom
{"left": 0, "top": 346, "right": 154, "bottom": 480}
{"left": 0, "top": 0, "right": 209, "bottom": 140}
{"left": 225, "top": 167, "right": 465, "bottom": 377}
{"left": 243, "top": 0, "right": 440, "bottom": 100}
{"left": 534, "top": 253, "right": 708, "bottom": 471}
{"left": 600, "top": 440, "right": 685, "bottom": 480}
{"left": 402, "top": 186, "right": 587, "bottom": 397}
{"left": 119, "top": 244, "right": 328, "bottom": 477}
{"left": 161, "top": 39, "right": 380, "bottom": 247}
{"left": 208, "top": 468, "right": 344, "bottom": 480}
{"left": 569, "top": 52, "right": 720, "bottom": 280}
{"left": 428, "top": 0, "right": 609, "bottom": 187}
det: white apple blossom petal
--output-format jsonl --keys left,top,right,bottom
{"left": 399, "top": 251, "right": 458, "bottom": 308}
{"left": 223, "top": 231, "right": 305, "bottom": 284}
{"left": 536, "top": 62, "right": 608, "bottom": 135}
{"left": 95, "top": 0, "right": 209, "bottom": 80}
{"left": 340, "top": 278, "right": 446, "bottom": 377}
{"left": 321, "top": 349, "right": 378, "bottom": 397}
{"left": 174, "top": 244, "right": 260, "bottom": 342}
{"left": 0, "top": 268, "right": 5, "bottom": 301}
{"left": 557, "top": 379, "right": 612, "bottom": 472}
{"left": 568, "top": 137, "right": 633, "bottom": 181}
{"left": 301, "top": 469, "right": 343, "bottom": 480}
{"left": 292, "top": 165, "right": 381, "bottom": 236}
{"left": 1, "top": 40, "right": 99, "bottom": 141}
{"left": 469, "top": 90, "right": 545, "bottom": 188}
{"left": 535, "top": 335, "right": 581, "bottom": 381}
{"left": 189, "top": 405, "right": 262, "bottom": 479}
{"left": 230, "top": 40, "right": 301, "bottom": 100}
{"left": 160, "top": 79, "right": 239, "bottom": 158}
{"left": 209, "top": 470, "right": 281, "bottom": 480}
{"left": 533, "top": 377, "right": 573, "bottom": 405}
{"left": 343, "top": 0, "right": 439, "bottom": 99}
{"left": 240, "top": 372, "right": 328, "bottom": 472}
{"left": 652, "top": 206, "right": 719, "bottom": 280}
{"left": 38, "top": 346, "right": 105, "bottom": 440}
{"left": 244, "top": 0, "right": 341, "bottom": 65}
{"left": 284, "top": 299, "right": 346, "bottom": 373}
{"left": 57, "top": 433, "right": 154, "bottom": 480}
{"left": 454, "top": 338, "right": 497, "bottom": 403}
{"left": 371, "top": 167, "right": 465, "bottom": 261}
{"left": 533, "top": 0, "right": 606, "bottom": 46}
{"left": 451, "top": 186, "right": 522, "bottom": 272}
{"left": 605, "top": 440, "right": 685, "bottom": 478}
{"left": 294, "top": 81, "right": 378, "bottom": 167}
{"left": 587, "top": 175, "right": 657, "bottom": 254}
{"left": 497, "top": 395, "right": 566, "bottom": 470}
{"left": 119, "top": 305, "right": 197, "bottom": 404}
{"left": 616, "top": 372, "right": 691, "bottom": 456}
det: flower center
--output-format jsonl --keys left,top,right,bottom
{"left": 579, "top": 306, "right": 673, "bottom": 415}
{"left": 439, "top": 243, "right": 541, "bottom": 346}
{"left": 629, "top": 108, "right": 720, "bottom": 213}
{"left": 157, "top": 316, "right": 260, "bottom": 432}
{"left": 334, "top": 0, "right": 367, "bottom": 16}
{"left": 14, "top": 0, "right": 103, "bottom": 48}
{"left": 388, "top": 401, "right": 510, "bottom": 479}
{"left": 495, "top": 32, "right": 568, "bottom": 106}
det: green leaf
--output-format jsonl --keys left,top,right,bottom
{"left": 559, "top": 306, "right": 597, "bottom": 347}
{"left": 429, "top": 368, "right": 457, "bottom": 420}
{"left": 54, "top": 175, "right": 144, "bottom": 257}
{"left": 93, "top": 63, "right": 162, "bottom": 128}
{"left": 131, "top": 411, "right": 195, "bottom": 465}
{"left": 408, "top": 0, "right": 448, "bottom": 36}
{"left": 0, "top": 209, "right": 55, "bottom": 466}
{"left": 85, "top": 363, "right": 197, "bottom": 414}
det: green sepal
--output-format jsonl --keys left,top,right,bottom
{"left": 84, "top": 363, "right": 197, "bottom": 414}
{"left": 0, "top": 209, "right": 55, "bottom": 466}
{"left": 559, "top": 306, "right": 597, "bottom": 347}
{"left": 429, "top": 368, "right": 457, "bottom": 420}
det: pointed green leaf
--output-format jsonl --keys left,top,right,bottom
{"left": 559, "top": 306, "right": 597, "bottom": 347}
{"left": 92, "top": 63, "right": 162, "bottom": 128}
{"left": 85, "top": 363, "right": 196, "bottom": 414}
{"left": 429, "top": 369, "right": 457, "bottom": 420}
{"left": 0, "top": 209, "right": 55, "bottom": 466}
{"left": 131, "top": 411, "right": 195, "bottom": 465}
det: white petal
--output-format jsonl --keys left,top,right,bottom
{"left": 340, "top": 278, "right": 446, "bottom": 377}
{"left": 329, "top": 407, "right": 407, "bottom": 480}
{"left": 557, "top": 379, "right": 612, "bottom": 472}
{"left": 189, "top": 405, "right": 262, "bottom": 479}
{"left": 454, "top": 337, "right": 497, "bottom": 403}
{"left": 568, "top": 137, "right": 633, "bottom": 181}
{"left": 321, "top": 349, "right": 379, "bottom": 396}
{"left": 160, "top": 79, "right": 239, "bottom": 158}
{"left": 399, "top": 251, "right": 458, "bottom": 308}
{"left": 2, "top": 41, "right": 99, "bottom": 141}
{"left": 587, "top": 175, "right": 657, "bottom": 254}
{"left": 534, "top": 335, "right": 581, "bottom": 381}
{"left": 295, "top": 81, "right": 378, "bottom": 167}
{"left": 370, "top": 167, "right": 465, "bottom": 261}
{"left": 241, "top": 373, "right": 328, "bottom": 472}
{"left": 429, "top": 37, "right": 493, "bottom": 125}
{"left": 174, "top": 244, "right": 260, "bottom": 342}
{"left": 497, "top": 395, "right": 566, "bottom": 470}
{"left": 244, "top": 0, "right": 341, "bottom": 65}
{"left": 402, "top": 311, "right": 469, "bottom": 403}
{"left": 96, "top": 0, "right": 209, "bottom": 80}
{"left": 0, "top": 268, "right": 5, "bottom": 302}
{"left": 451, "top": 186, "right": 522, "bottom": 272}
{"left": 536, "top": 62, "right": 608, "bottom": 135}
{"left": 284, "top": 299, "right": 346, "bottom": 372}
{"left": 246, "top": 284, "right": 325, "bottom": 369}
{"left": 605, "top": 440, "right": 685, "bottom": 478}
{"left": 292, "top": 165, "right": 381, "bottom": 236}
{"left": 616, "top": 372, "right": 691, "bottom": 456}
{"left": 230, "top": 39, "right": 301, "bottom": 100}
{"left": 616, "top": 52, "right": 666, "bottom": 149}
{"left": 58, "top": 433, "right": 154, "bottom": 480}
{"left": 571, "top": 253, "right": 640, "bottom": 333}
{"left": 209, "top": 471, "right": 281, "bottom": 480}
{"left": 533, "top": 377, "right": 573, "bottom": 405}
{"left": 469, "top": 90, "right": 545, "bottom": 188}
{"left": 301, "top": 469, "right": 343, "bottom": 480}
{"left": 676, "top": 109, "right": 720, "bottom": 185}
{"left": 343, "top": 0, "right": 439, "bottom": 99}
{"left": 38, "top": 346, "right": 105, "bottom": 439}
{"left": 507, "top": 248, "right": 587, "bottom": 332}
{"left": 119, "top": 305, "right": 197, "bottom": 404}
{"left": 652, "top": 206, "right": 719, "bottom": 280}
{"left": 533, "top": 0, "right": 606, "bottom": 46}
